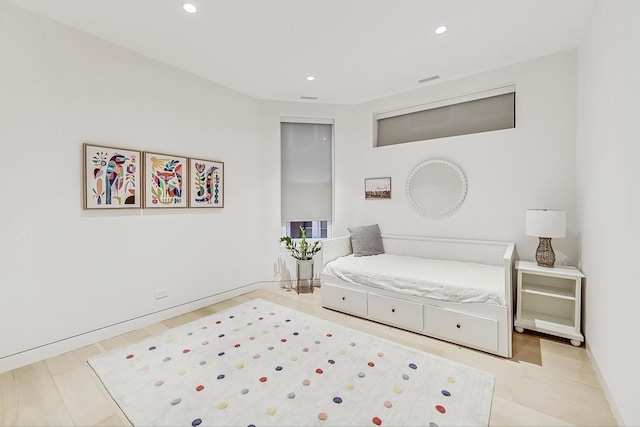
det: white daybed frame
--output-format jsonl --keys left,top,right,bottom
{"left": 320, "top": 235, "right": 516, "bottom": 358}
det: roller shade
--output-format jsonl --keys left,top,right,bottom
{"left": 281, "top": 122, "right": 332, "bottom": 221}
{"left": 376, "top": 85, "right": 515, "bottom": 146}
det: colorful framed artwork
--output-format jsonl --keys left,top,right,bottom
{"left": 364, "top": 177, "right": 392, "bottom": 199}
{"left": 83, "top": 143, "right": 141, "bottom": 209}
{"left": 143, "top": 151, "right": 188, "bottom": 208}
{"left": 188, "top": 158, "right": 224, "bottom": 208}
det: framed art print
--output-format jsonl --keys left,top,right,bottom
{"left": 188, "top": 158, "right": 224, "bottom": 208}
{"left": 83, "top": 143, "right": 141, "bottom": 209}
{"left": 143, "top": 151, "right": 188, "bottom": 208}
{"left": 364, "top": 177, "right": 392, "bottom": 199}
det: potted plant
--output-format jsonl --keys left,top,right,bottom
{"left": 280, "top": 225, "right": 321, "bottom": 291}
{"left": 280, "top": 225, "right": 321, "bottom": 260}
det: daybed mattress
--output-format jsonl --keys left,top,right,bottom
{"left": 322, "top": 253, "right": 505, "bottom": 305}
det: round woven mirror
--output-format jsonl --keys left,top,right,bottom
{"left": 406, "top": 159, "right": 468, "bottom": 219}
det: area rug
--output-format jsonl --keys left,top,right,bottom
{"left": 88, "top": 298, "right": 494, "bottom": 426}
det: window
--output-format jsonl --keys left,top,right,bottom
{"left": 287, "top": 221, "right": 328, "bottom": 239}
{"left": 375, "top": 85, "right": 515, "bottom": 147}
{"left": 281, "top": 119, "right": 333, "bottom": 238}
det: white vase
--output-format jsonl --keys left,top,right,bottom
{"left": 296, "top": 258, "right": 314, "bottom": 278}
{"left": 296, "top": 258, "right": 315, "bottom": 291}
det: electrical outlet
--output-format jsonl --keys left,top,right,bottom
{"left": 154, "top": 289, "right": 168, "bottom": 300}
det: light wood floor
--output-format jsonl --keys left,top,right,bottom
{"left": 0, "top": 287, "right": 617, "bottom": 426}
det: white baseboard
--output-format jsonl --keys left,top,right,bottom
{"left": 586, "top": 343, "right": 623, "bottom": 426}
{"left": 0, "top": 282, "right": 272, "bottom": 374}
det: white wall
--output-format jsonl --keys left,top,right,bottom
{"left": 257, "top": 52, "right": 580, "bottom": 283}
{"left": 576, "top": 1, "right": 640, "bottom": 425}
{"left": 350, "top": 51, "right": 579, "bottom": 265}
{"left": 0, "top": 2, "right": 263, "bottom": 372}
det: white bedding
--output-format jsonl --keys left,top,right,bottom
{"left": 322, "top": 253, "right": 505, "bottom": 305}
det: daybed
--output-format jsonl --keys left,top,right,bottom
{"left": 320, "top": 233, "right": 516, "bottom": 358}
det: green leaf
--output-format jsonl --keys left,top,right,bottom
{"left": 280, "top": 225, "right": 322, "bottom": 260}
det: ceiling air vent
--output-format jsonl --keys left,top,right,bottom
{"left": 418, "top": 75, "right": 440, "bottom": 84}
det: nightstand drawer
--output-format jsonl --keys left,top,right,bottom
{"left": 423, "top": 305, "right": 499, "bottom": 353}
{"left": 321, "top": 284, "right": 368, "bottom": 317}
{"left": 368, "top": 293, "right": 423, "bottom": 331}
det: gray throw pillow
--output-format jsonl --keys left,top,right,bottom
{"left": 347, "top": 224, "right": 385, "bottom": 257}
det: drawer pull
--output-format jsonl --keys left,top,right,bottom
{"left": 391, "top": 308, "right": 396, "bottom": 313}
{"left": 341, "top": 297, "right": 346, "bottom": 301}
{"left": 456, "top": 323, "right": 461, "bottom": 329}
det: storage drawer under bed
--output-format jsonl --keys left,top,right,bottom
{"left": 321, "top": 283, "right": 368, "bottom": 317}
{"left": 423, "top": 304, "right": 499, "bottom": 353}
{"left": 368, "top": 293, "right": 424, "bottom": 331}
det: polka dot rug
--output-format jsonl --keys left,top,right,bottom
{"left": 88, "top": 298, "right": 494, "bottom": 426}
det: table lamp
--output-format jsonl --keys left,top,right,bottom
{"left": 525, "top": 209, "right": 566, "bottom": 268}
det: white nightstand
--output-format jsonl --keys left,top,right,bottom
{"left": 515, "top": 260, "right": 585, "bottom": 346}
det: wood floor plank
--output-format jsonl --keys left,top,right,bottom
{"left": 0, "top": 370, "right": 19, "bottom": 426}
{"left": 52, "top": 363, "right": 116, "bottom": 426}
{"left": 142, "top": 323, "right": 170, "bottom": 336}
{"left": 91, "top": 412, "right": 131, "bottom": 427}
{"left": 45, "top": 344, "right": 102, "bottom": 377}
{"left": 490, "top": 395, "right": 573, "bottom": 426}
{"left": 0, "top": 286, "right": 617, "bottom": 426}
{"left": 160, "top": 311, "right": 201, "bottom": 329}
{"left": 6, "top": 361, "right": 74, "bottom": 426}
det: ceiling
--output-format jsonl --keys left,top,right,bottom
{"left": 5, "top": 0, "right": 595, "bottom": 105}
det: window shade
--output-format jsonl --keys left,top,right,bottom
{"left": 281, "top": 122, "right": 333, "bottom": 221}
{"left": 376, "top": 89, "right": 515, "bottom": 147}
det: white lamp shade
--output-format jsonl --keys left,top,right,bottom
{"left": 525, "top": 209, "right": 566, "bottom": 238}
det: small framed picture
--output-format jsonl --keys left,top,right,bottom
{"left": 365, "top": 177, "right": 392, "bottom": 199}
{"left": 143, "top": 151, "right": 188, "bottom": 208}
{"left": 83, "top": 143, "right": 141, "bottom": 209}
{"left": 188, "top": 158, "right": 224, "bottom": 208}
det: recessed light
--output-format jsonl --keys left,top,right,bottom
{"left": 306, "top": 75, "right": 315, "bottom": 81}
{"left": 181, "top": 2, "right": 197, "bottom": 13}
{"left": 435, "top": 25, "right": 447, "bottom": 35}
